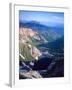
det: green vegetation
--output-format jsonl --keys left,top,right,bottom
{"left": 28, "top": 37, "right": 41, "bottom": 47}
{"left": 19, "top": 43, "right": 34, "bottom": 61}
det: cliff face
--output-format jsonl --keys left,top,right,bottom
{"left": 19, "top": 27, "right": 42, "bottom": 61}
{"left": 19, "top": 27, "right": 38, "bottom": 37}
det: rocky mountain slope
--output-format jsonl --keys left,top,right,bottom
{"left": 19, "top": 27, "right": 42, "bottom": 61}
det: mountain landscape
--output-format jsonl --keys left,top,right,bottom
{"left": 19, "top": 21, "right": 62, "bottom": 42}
{"left": 19, "top": 21, "right": 64, "bottom": 79}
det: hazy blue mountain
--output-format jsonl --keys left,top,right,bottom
{"left": 19, "top": 21, "right": 62, "bottom": 42}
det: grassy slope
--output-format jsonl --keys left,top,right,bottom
{"left": 19, "top": 43, "right": 34, "bottom": 61}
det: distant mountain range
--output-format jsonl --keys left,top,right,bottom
{"left": 19, "top": 21, "right": 63, "bottom": 42}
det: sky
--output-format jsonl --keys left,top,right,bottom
{"left": 19, "top": 10, "right": 64, "bottom": 27}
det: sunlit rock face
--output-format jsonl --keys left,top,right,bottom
{"left": 29, "top": 45, "right": 42, "bottom": 60}
{"left": 19, "top": 27, "right": 42, "bottom": 61}
{"left": 19, "top": 27, "right": 38, "bottom": 38}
